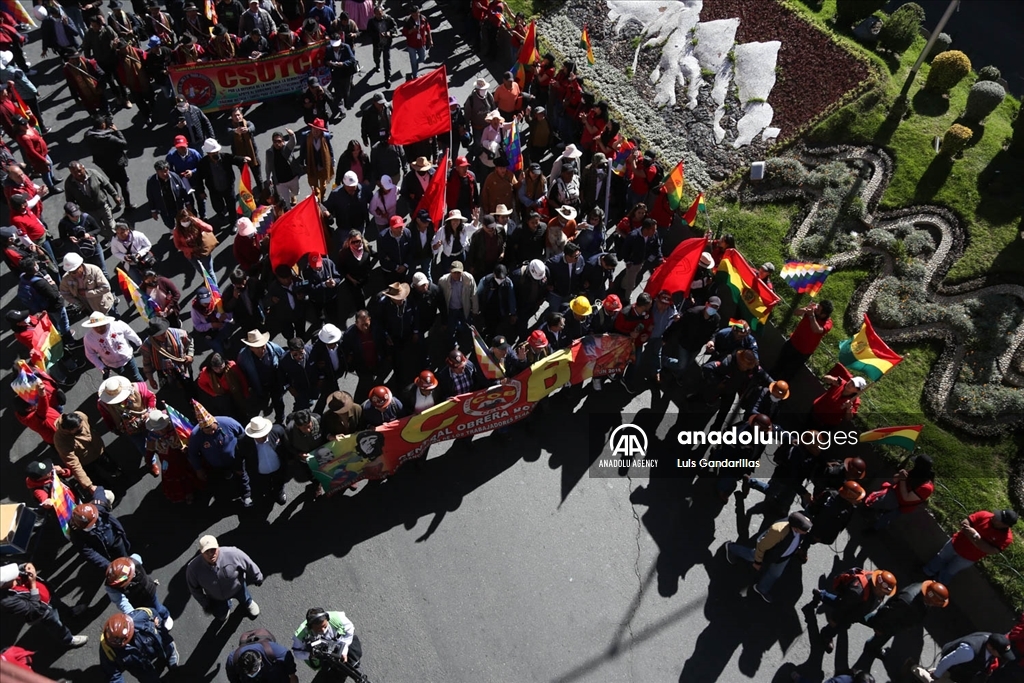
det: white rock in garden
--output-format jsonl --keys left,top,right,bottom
{"left": 692, "top": 19, "right": 738, "bottom": 111}
{"left": 762, "top": 127, "right": 782, "bottom": 142}
{"left": 608, "top": 0, "right": 701, "bottom": 35}
{"left": 734, "top": 102, "right": 775, "bottom": 147}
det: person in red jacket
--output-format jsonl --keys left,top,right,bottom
{"left": 401, "top": 5, "right": 431, "bottom": 78}
{"left": 13, "top": 116, "right": 58, "bottom": 192}
{"left": 1007, "top": 612, "right": 1024, "bottom": 670}
{"left": 23, "top": 460, "right": 76, "bottom": 507}
{"left": 0, "top": 83, "right": 23, "bottom": 138}
{"left": 13, "top": 368, "right": 65, "bottom": 445}
{"left": 628, "top": 149, "right": 661, "bottom": 207}
{"left": 9, "top": 192, "right": 57, "bottom": 267}
{"left": 924, "top": 509, "right": 1017, "bottom": 584}
{"left": 3, "top": 163, "right": 44, "bottom": 218}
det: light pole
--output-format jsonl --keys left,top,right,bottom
{"left": 898, "top": 0, "right": 961, "bottom": 99}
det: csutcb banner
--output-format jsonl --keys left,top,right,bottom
{"left": 168, "top": 42, "right": 330, "bottom": 112}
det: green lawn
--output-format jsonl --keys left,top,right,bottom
{"left": 705, "top": 2, "right": 1024, "bottom": 610}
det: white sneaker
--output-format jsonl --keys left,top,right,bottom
{"left": 246, "top": 600, "right": 260, "bottom": 617}
{"left": 104, "top": 489, "right": 116, "bottom": 505}
{"left": 69, "top": 634, "right": 89, "bottom": 648}
{"left": 163, "top": 615, "right": 173, "bottom": 630}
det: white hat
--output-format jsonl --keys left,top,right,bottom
{"left": 0, "top": 51, "right": 12, "bottom": 68}
{"left": 484, "top": 110, "right": 504, "bottom": 123}
{"left": 98, "top": 376, "right": 133, "bottom": 404}
{"left": 556, "top": 205, "right": 577, "bottom": 221}
{"left": 851, "top": 377, "right": 868, "bottom": 390}
{"left": 198, "top": 534, "right": 219, "bottom": 552}
{"left": 244, "top": 416, "right": 274, "bottom": 439}
{"left": 380, "top": 175, "right": 394, "bottom": 191}
{"left": 202, "top": 138, "right": 222, "bottom": 154}
{"left": 329, "top": 37, "right": 342, "bottom": 48}
{"left": 560, "top": 144, "right": 583, "bottom": 159}
{"left": 145, "top": 409, "right": 171, "bottom": 431}
{"left": 236, "top": 217, "right": 255, "bottom": 237}
{"left": 411, "top": 271, "right": 429, "bottom": 287}
{"left": 0, "top": 563, "right": 19, "bottom": 584}
{"left": 62, "top": 252, "right": 85, "bottom": 271}
{"left": 473, "top": 78, "right": 489, "bottom": 90}
{"left": 492, "top": 204, "right": 512, "bottom": 217}
{"left": 528, "top": 259, "right": 547, "bottom": 281}
{"left": 445, "top": 209, "right": 465, "bottom": 223}
{"left": 342, "top": 171, "right": 359, "bottom": 187}
{"left": 318, "top": 323, "right": 342, "bottom": 344}
{"left": 699, "top": 252, "right": 714, "bottom": 269}
{"left": 82, "top": 311, "right": 115, "bottom": 328}
{"left": 241, "top": 329, "right": 271, "bottom": 347}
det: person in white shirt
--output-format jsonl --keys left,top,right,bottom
{"left": 367, "top": 175, "right": 398, "bottom": 235}
{"left": 108, "top": 222, "right": 153, "bottom": 282}
{"left": 81, "top": 311, "right": 143, "bottom": 382}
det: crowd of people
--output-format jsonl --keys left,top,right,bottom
{"left": 0, "top": 0, "right": 1020, "bottom": 680}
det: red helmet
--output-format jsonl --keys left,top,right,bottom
{"left": 369, "top": 386, "right": 392, "bottom": 409}
{"left": 602, "top": 295, "right": 622, "bottom": 313}
{"left": 415, "top": 370, "right": 438, "bottom": 390}
{"left": 844, "top": 457, "right": 867, "bottom": 479}
{"left": 71, "top": 503, "right": 99, "bottom": 530}
{"left": 528, "top": 330, "right": 548, "bottom": 349}
{"left": 105, "top": 557, "right": 136, "bottom": 588}
{"left": 103, "top": 613, "right": 135, "bottom": 647}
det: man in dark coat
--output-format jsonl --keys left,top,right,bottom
{"left": 1, "top": 562, "right": 89, "bottom": 647}
{"left": 146, "top": 159, "right": 191, "bottom": 228}
{"left": 99, "top": 609, "right": 178, "bottom": 681}
{"left": 854, "top": 580, "right": 949, "bottom": 671}
{"left": 84, "top": 115, "right": 134, "bottom": 210}
{"left": 325, "top": 34, "right": 357, "bottom": 115}
{"left": 360, "top": 93, "right": 392, "bottom": 147}
{"left": 195, "top": 138, "right": 248, "bottom": 221}
{"left": 323, "top": 172, "right": 370, "bottom": 236}
{"left": 171, "top": 96, "right": 215, "bottom": 147}
{"left": 68, "top": 494, "right": 132, "bottom": 570}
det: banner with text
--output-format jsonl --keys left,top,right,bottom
{"left": 307, "top": 334, "right": 635, "bottom": 494}
{"left": 169, "top": 42, "right": 330, "bottom": 112}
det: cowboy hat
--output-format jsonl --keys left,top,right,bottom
{"left": 699, "top": 252, "right": 714, "bottom": 269}
{"left": 309, "top": 117, "right": 329, "bottom": 131}
{"left": 244, "top": 416, "right": 274, "bottom": 439}
{"left": 201, "top": 138, "right": 221, "bottom": 154}
{"left": 556, "top": 205, "right": 577, "bottom": 221}
{"left": 473, "top": 78, "right": 489, "bottom": 90}
{"left": 145, "top": 409, "right": 170, "bottom": 431}
{"left": 82, "top": 311, "right": 115, "bottom": 328}
{"left": 445, "top": 209, "right": 465, "bottom": 222}
{"left": 560, "top": 144, "right": 582, "bottom": 159}
{"left": 318, "top": 323, "right": 342, "bottom": 344}
{"left": 98, "top": 376, "right": 133, "bottom": 404}
{"left": 62, "top": 252, "right": 85, "bottom": 271}
{"left": 384, "top": 282, "right": 410, "bottom": 301}
{"left": 410, "top": 156, "right": 433, "bottom": 172}
{"left": 241, "top": 329, "right": 271, "bottom": 347}
{"left": 484, "top": 110, "right": 504, "bottom": 123}
{"left": 492, "top": 204, "right": 512, "bottom": 217}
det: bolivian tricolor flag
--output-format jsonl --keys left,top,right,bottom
{"left": 715, "top": 248, "right": 780, "bottom": 329}
{"left": 662, "top": 161, "right": 684, "bottom": 210}
{"left": 682, "top": 193, "right": 706, "bottom": 227}
{"left": 859, "top": 424, "right": 923, "bottom": 451}
{"left": 236, "top": 163, "right": 257, "bottom": 218}
{"left": 838, "top": 314, "right": 902, "bottom": 381}
{"left": 580, "top": 25, "right": 595, "bottom": 65}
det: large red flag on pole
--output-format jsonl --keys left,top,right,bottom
{"left": 415, "top": 149, "right": 449, "bottom": 228}
{"left": 269, "top": 195, "right": 328, "bottom": 269}
{"left": 389, "top": 65, "right": 451, "bottom": 146}
{"left": 644, "top": 237, "right": 707, "bottom": 297}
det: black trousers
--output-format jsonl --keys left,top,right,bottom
{"left": 100, "top": 165, "right": 132, "bottom": 206}
{"left": 372, "top": 43, "right": 391, "bottom": 77}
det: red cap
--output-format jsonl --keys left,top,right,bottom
{"left": 528, "top": 330, "right": 548, "bottom": 349}
{"left": 388, "top": 215, "right": 405, "bottom": 229}
{"left": 173, "top": 135, "right": 188, "bottom": 148}
{"left": 455, "top": 156, "right": 470, "bottom": 168}
{"left": 602, "top": 294, "right": 622, "bottom": 313}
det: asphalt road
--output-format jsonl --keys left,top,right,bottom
{"left": 0, "top": 2, "right": 1007, "bottom": 682}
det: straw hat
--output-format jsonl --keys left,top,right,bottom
{"left": 241, "top": 329, "right": 270, "bottom": 347}
{"left": 384, "top": 282, "right": 410, "bottom": 301}
{"left": 145, "top": 409, "right": 170, "bottom": 431}
{"left": 410, "top": 156, "right": 433, "bottom": 172}
{"left": 244, "top": 416, "right": 274, "bottom": 439}
{"left": 473, "top": 78, "right": 489, "bottom": 90}
{"left": 445, "top": 209, "right": 465, "bottom": 223}
{"left": 98, "top": 376, "right": 133, "bottom": 404}
{"left": 492, "top": 204, "right": 512, "bottom": 217}
{"left": 556, "top": 205, "right": 577, "bottom": 221}
{"left": 82, "top": 311, "right": 115, "bottom": 328}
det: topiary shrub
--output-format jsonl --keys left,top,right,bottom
{"left": 835, "top": 0, "right": 886, "bottom": 29}
{"left": 879, "top": 2, "right": 925, "bottom": 54}
{"left": 964, "top": 80, "right": 1006, "bottom": 124}
{"left": 977, "top": 65, "right": 1001, "bottom": 82}
{"left": 940, "top": 123, "right": 973, "bottom": 157}
{"left": 925, "top": 50, "right": 972, "bottom": 94}
{"left": 926, "top": 32, "right": 951, "bottom": 61}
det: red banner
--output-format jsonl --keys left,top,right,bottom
{"left": 169, "top": 42, "right": 329, "bottom": 112}
{"left": 307, "top": 335, "right": 635, "bottom": 493}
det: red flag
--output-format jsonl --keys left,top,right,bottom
{"left": 644, "top": 237, "right": 707, "bottom": 297}
{"left": 415, "top": 149, "right": 448, "bottom": 228}
{"left": 389, "top": 65, "right": 451, "bottom": 146}
{"left": 268, "top": 195, "right": 328, "bottom": 269}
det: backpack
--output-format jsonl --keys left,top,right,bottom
{"left": 234, "top": 628, "right": 277, "bottom": 659}
{"left": 831, "top": 567, "right": 871, "bottom": 601}
{"left": 17, "top": 275, "right": 49, "bottom": 314}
